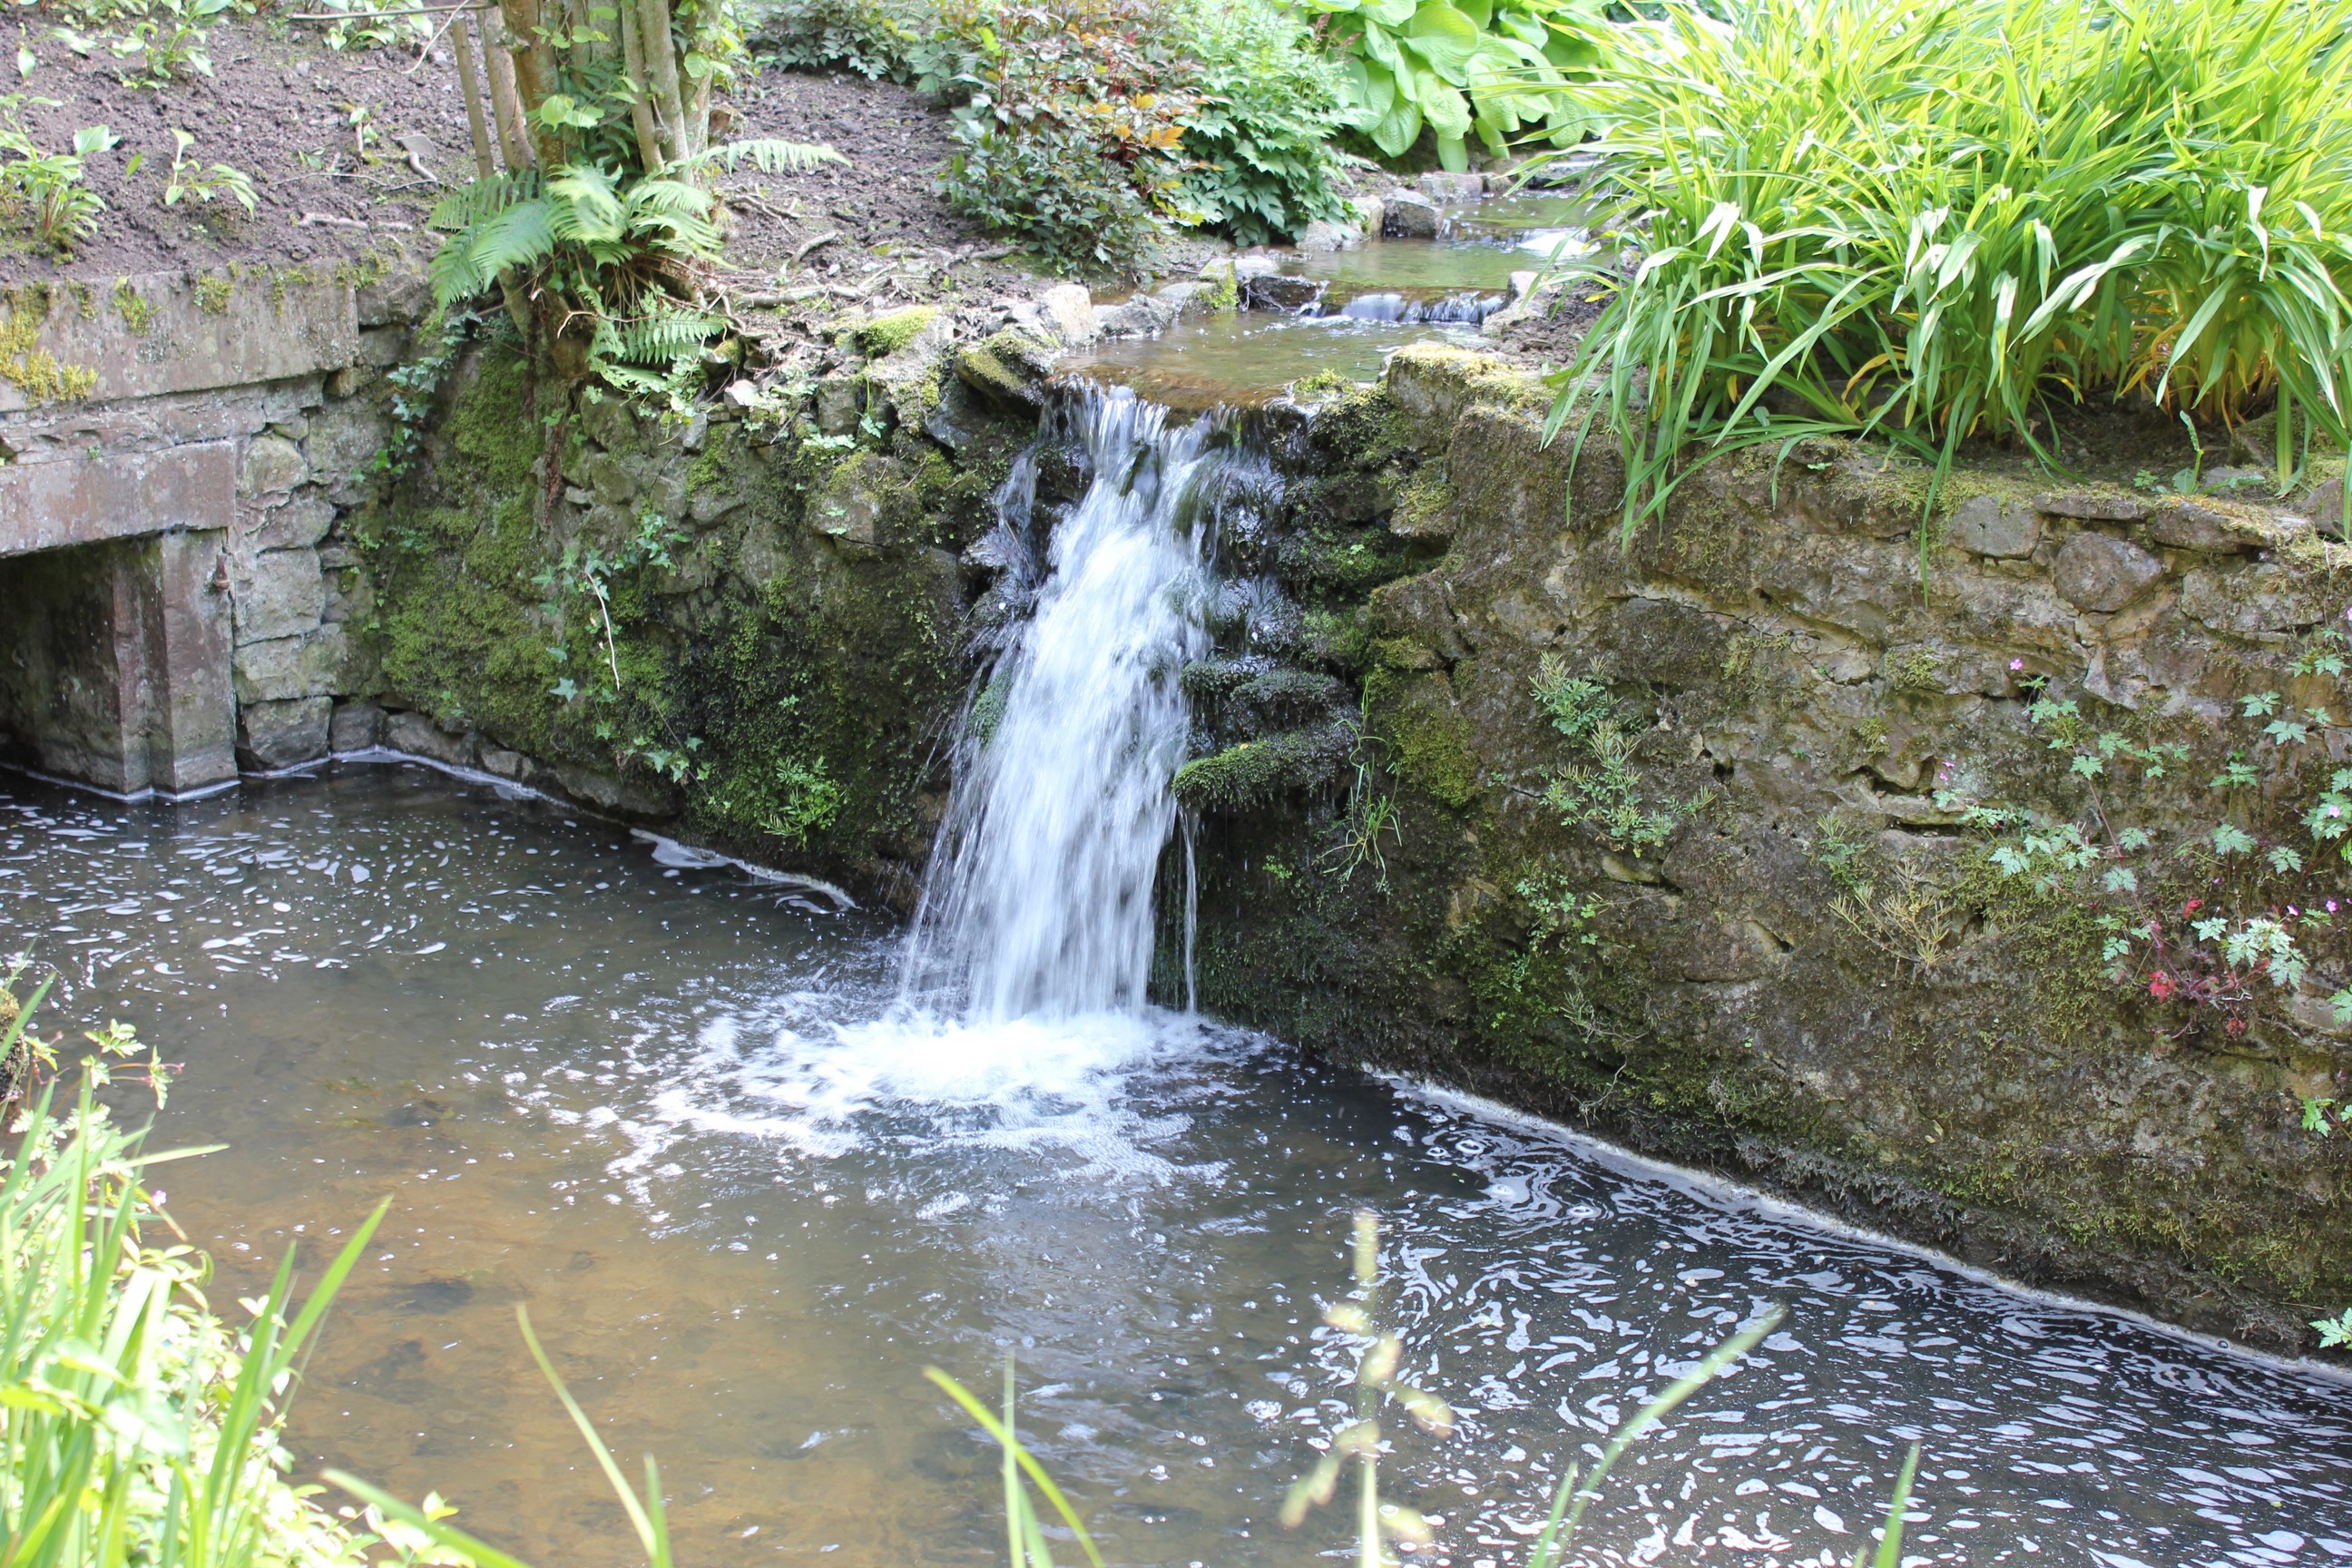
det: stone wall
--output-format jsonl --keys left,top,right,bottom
{"left": 1163, "top": 345, "right": 2352, "bottom": 1350}
{"left": 1, "top": 266, "right": 420, "bottom": 788}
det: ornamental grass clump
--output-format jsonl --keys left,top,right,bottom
{"left": 1544, "top": 0, "right": 2352, "bottom": 534}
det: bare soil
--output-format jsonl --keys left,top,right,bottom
{"left": 2, "top": 22, "right": 1052, "bottom": 300}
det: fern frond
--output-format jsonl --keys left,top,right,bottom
{"left": 622, "top": 178, "right": 722, "bottom": 257}
{"left": 428, "top": 170, "right": 540, "bottom": 233}
{"left": 679, "top": 138, "right": 845, "bottom": 176}
{"left": 546, "top": 163, "right": 627, "bottom": 245}
{"left": 429, "top": 198, "right": 557, "bottom": 306}
{"left": 602, "top": 299, "right": 723, "bottom": 366}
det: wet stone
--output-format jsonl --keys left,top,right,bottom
{"left": 1382, "top": 191, "right": 1440, "bottom": 238}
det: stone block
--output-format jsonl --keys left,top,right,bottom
{"left": 355, "top": 247, "right": 434, "bottom": 327}
{"left": 2052, "top": 530, "right": 2161, "bottom": 612}
{"left": 244, "top": 494, "right": 336, "bottom": 551}
{"left": 1348, "top": 193, "right": 1385, "bottom": 235}
{"left": 2147, "top": 497, "right": 2303, "bottom": 554}
{"left": 307, "top": 401, "right": 391, "bottom": 505}
{"left": 2180, "top": 562, "right": 2335, "bottom": 636}
{"left": 230, "top": 547, "right": 327, "bottom": 644}
{"left": 384, "top": 709, "right": 477, "bottom": 768}
{"left": 1946, "top": 495, "right": 2042, "bottom": 558}
{"left": 0, "top": 442, "right": 235, "bottom": 557}
{"left": 1417, "top": 172, "right": 1484, "bottom": 203}
{"left": 2034, "top": 487, "right": 2149, "bottom": 522}
{"left": 329, "top": 699, "right": 385, "bottom": 752}
{"left": 1098, "top": 294, "right": 1178, "bottom": 338}
{"left": 1037, "top": 283, "right": 1099, "bottom": 347}
{"left": 480, "top": 746, "right": 526, "bottom": 779}
{"left": 232, "top": 624, "right": 349, "bottom": 703}
{"left": 237, "top": 696, "right": 331, "bottom": 769}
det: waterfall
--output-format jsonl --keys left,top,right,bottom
{"left": 901, "top": 388, "right": 1221, "bottom": 1022}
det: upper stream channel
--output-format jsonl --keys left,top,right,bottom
{"left": 9, "top": 195, "right": 2352, "bottom": 1568}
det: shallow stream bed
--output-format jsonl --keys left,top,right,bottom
{"left": 7, "top": 764, "right": 2352, "bottom": 1568}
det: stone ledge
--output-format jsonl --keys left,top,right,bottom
{"left": 0, "top": 441, "right": 236, "bottom": 557}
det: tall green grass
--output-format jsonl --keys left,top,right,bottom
{"left": 0, "top": 978, "right": 388, "bottom": 1568}
{"left": 1543, "top": 0, "right": 2352, "bottom": 533}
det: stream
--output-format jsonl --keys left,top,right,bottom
{"left": 9, "top": 198, "right": 2352, "bottom": 1568}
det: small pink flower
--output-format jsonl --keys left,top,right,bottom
{"left": 2330, "top": 899, "right": 2341, "bottom": 913}
{"left": 2009, "top": 658, "right": 2024, "bottom": 671}
{"left": 2290, "top": 906, "right": 2301, "bottom": 917}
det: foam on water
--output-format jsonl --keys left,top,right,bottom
{"left": 637, "top": 1000, "right": 1211, "bottom": 1181}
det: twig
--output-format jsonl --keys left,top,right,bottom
{"left": 789, "top": 228, "right": 840, "bottom": 265}
{"left": 297, "top": 211, "right": 416, "bottom": 231}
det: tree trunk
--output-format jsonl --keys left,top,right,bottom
{"left": 635, "top": 0, "right": 689, "bottom": 169}
{"left": 616, "top": 0, "right": 669, "bottom": 174}
{"left": 452, "top": 9, "right": 498, "bottom": 180}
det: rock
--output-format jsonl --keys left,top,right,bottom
{"left": 1383, "top": 190, "right": 1440, "bottom": 238}
{"left": 1197, "top": 254, "right": 1279, "bottom": 282}
{"left": 2180, "top": 562, "right": 2336, "bottom": 635}
{"left": 355, "top": 249, "right": 433, "bottom": 326}
{"left": 328, "top": 700, "right": 384, "bottom": 753}
{"left": 307, "top": 401, "right": 390, "bottom": 506}
{"left": 1348, "top": 193, "right": 1385, "bottom": 236}
{"left": 1946, "top": 495, "right": 2041, "bottom": 558}
{"left": 1417, "top": 172, "right": 1483, "bottom": 203}
{"left": 230, "top": 547, "right": 327, "bottom": 644}
{"left": 955, "top": 329, "right": 1059, "bottom": 414}
{"left": 1097, "top": 293, "right": 1177, "bottom": 338}
{"left": 577, "top": 393, "right": 638, "bottom": 450}
{"left": 544, "top": 758, "right": 676, "bottom": 818}
{"left": 810, "top": 452, "right": 906, "bottom": 554}
{"left": 479, "top": 746, "right": 526, "bottom": 779}
{"left": 2034, "top": 487, "right": 2149, "bottom": 522}
{"left": 1241, "top": 274, "right": 1327, "bottom": 314}
{"left": 1295, "top": 217, "right": 1362, "bottom": 253}
{"left": 689, "top": 486, "right": 744, "bottom": 524}
{"left": 384, "top": 709, "right": 476, "bottom": 769}
{"left": 2298, "top": 476, "right": 2347, "bottom": 529}
{"left": 232, "top": 625, "right": 349, "bottom": 703}
{"left": 246, "top": 494, "right": 336, "bottom": 551}
{"left": 237, "top": 697, "right": 331, "bottom": 769}
{"left": 866, "top": 309, "right": 956, "bottom": 427}
{"left": 2147, "top": 496, "right": 2306, "bottom": 554}
{"left": 814, "top": 370, "right": 866, "bottom": 436}
{"left": 921, "top": 377, "right": 988, "bottom": 453}
{"left": 2052, "top": 530, "right": 2163, "bottom": 612}
{"left": 1152, "top": 281, "right": 1210, "bottom": 318}
{"left": 723, "top": 379, "right": 760, "bottom": 410}
{"left": 1507, "top": 270, "right": 1536, "bottom": 303}
{"left": 238, "top": 434, "right": 307, "bottom": 498}
{"left": 1037, "top": 282, "right": 1100, "bottom": 347}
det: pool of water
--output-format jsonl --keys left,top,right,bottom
{"left": 9, "top": 763, "right": 2352, "bottom": 1568}
{"left": 1064, "top": 313, "right": 1485, "bottom": 409}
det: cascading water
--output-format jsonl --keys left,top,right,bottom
{"left": 900, "top": 389, "right": 1221, "bottom": 1021}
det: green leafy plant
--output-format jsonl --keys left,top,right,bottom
{"left": 1301, "top": 0, "right": 1609, "bottom": 170}
{"left": 938, "top": 0, "right": 1198, "bottom": 276}
{"left": 1173, "top": 0, "right": 1351, "bottom": 245}
{"left": 1544, "top": 0, "right": 2352, "bottom": 539}
{"left": 0, "top": 98, "right": 113, "bottom": 252}
{"left": 1530, "top": 652, "right": 1708, "bottom": 853}
{"left": 109, "top": 0, "right": 228, "bottom": 84}
{"left": 162, "top": 128, "right": 256, "bottom": 214}
{"left": 306, "top": 0, "right": 436, "bottom": 51}
{"left": 752, "top": 0, "right": 929, "bottom": 79}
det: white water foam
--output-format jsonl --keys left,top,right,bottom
{"left": 901, "top": 388, "right": 1220, "bottom": 1022}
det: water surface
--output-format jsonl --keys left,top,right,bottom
{"left": 7, "top": 765, "right": 2352, "bottom": 1568}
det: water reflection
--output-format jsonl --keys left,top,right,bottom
{"left": 5, "top": 764, "right": 2350, "bottom": 1568}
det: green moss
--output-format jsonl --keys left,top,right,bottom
{"left": 858, "top": 305, "right": 940, "bottom": 357}
{"left": 1172, "top": 730, "right": 1340, "bottom": 813}
{"left": 1365, "top": 667, "right": 1479, "bottom": 808}
{"left": 0, "top": 287, "right": 96, "bottom": 404}
{"left": 192, "top": 272, "right": 233, "bottom": 316}
{"left": 1200, "top": 263, "right": 1240, "bottom": 313}
{"left": 112, "top": 279, "right": 157, "bottom": 335}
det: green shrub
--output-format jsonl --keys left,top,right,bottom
{"left": 1302, "top": 0, "right": 1612, "bottom": 170}
{"left": 752, "top": 0, "right": 929, "bottom": 79}
{"left": 1172, "top": 0, "right": 1351, "bottom": 244}
{"left": 939, "top": 0, "right": 1199, "bottom": 276}
{"left": 1546, "top": 0, "right": 2352, "bottom": 534}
